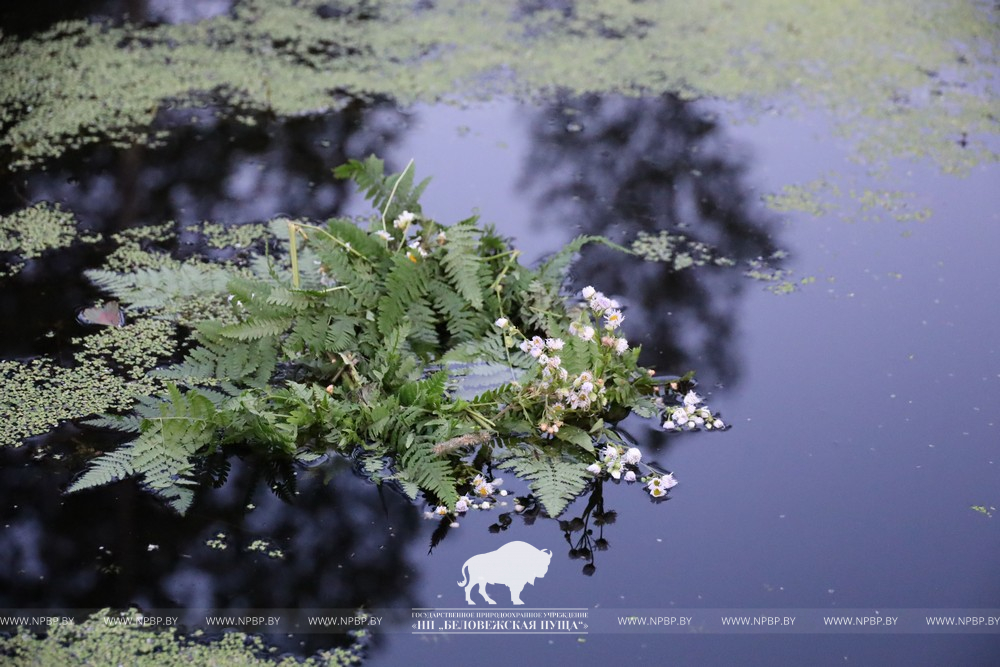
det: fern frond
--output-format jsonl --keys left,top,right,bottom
{"left": 377, "top": 254, "right": 428, "bottom": 337}
{"left": 80, "top": 413, "right": 142, "bottom": 433}
{"left": 333, "top": 155, "right": 430, "bottom": 223}
{"left": 218, "top": 317, "right": 289, "bottom": 341}
{"left": 68, "top": 385, "right": 217, "bottom": 514}
{"left": 499, "top": 448, "right": 591, "bottom": 517}
{"left": 398, "top": 438, "right": 458, "bottom": 508}
{"left": 86, "top": 264, "right": 234, "bottom": 311}
{"left": 65, "top": 447, "right": 136, "bottom": 492}
{"left": 427, "top": 277, "right": 485, "bottom": 343}
{"left": 152, "top": 336, "right": 277, "bottom": 390}
{"left": 440, "top": 218, "right": 485, "bottom": 310}
{"left": 323, "top": 218, "right": 387, "bottom": 260}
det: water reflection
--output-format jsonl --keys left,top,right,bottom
{"left": 0, "top": 441, "right": 421, "bottom": 653}
{"left": 0, "top": 0, "right": 233, "bottom": 37}
{"left": 521, "top": 93, "right": 781, "bottom": 383}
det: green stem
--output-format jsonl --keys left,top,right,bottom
{"left": 293, "top": 222, "right": 372, "bottom": 264}
{"left": 381, "top": 158, "right": 414, "bottom": 231}
{"left": 288, "top": 222, "right": 301, "bottom": 289}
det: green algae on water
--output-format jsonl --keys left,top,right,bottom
{"left": 631, "top": 230, "right": 736, "bottom": 271}
{"left": 1, "top": 0, "right": 996, "bottom": 172}
{"left": 0, "top": 318, "right": 177, "bottom": 447}
{"left": 0, "top": 203, "right": 96, "bottom": 277}
{"left": 0, "top": 609, "right": 365, "bottom": 667}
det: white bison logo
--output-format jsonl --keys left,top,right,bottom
{"left": 457, "top": 540, "right": 552, "bottom": 605}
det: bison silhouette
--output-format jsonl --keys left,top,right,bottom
{"left": 457, "top": 541, "right": 552, "bottom": 605}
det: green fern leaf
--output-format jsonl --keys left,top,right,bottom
{"left": 441, "top": 218, "right": 485, "bottom": 310}
{"left": 398, "top": 439, "right": 458, "bottom": 508}
{"left": 499, "top": 449, "right": 591, "bottom": 517}
{"left": 218, "top": 317, "right": 289, "bottom": 341}
{"left": 67, "top": 385, "right": 217, "bottom": 514}
{"left": 377, "top": 254, "right": 428, "bottom": 337}
{"left": 333, "top": 156, "right": 430, "bottom": 222}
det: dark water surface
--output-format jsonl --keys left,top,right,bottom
{"left": 2, "top": 32, "right": 999, "bottom": 667}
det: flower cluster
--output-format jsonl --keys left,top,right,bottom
{"left": 371, "top": 210, "right": 446, "bottom": 263}
{"left": 571, "top": 286, "right": 630, "bottom": 356}
{"left": 497, "top": 289, "right": 641, "bottom": 434}
{"left": 662, "top": 390, "right": 725, "bottom": 431}
{"left": 646, "top": 473, "right": 678, "bottom": 498}
{"left": 424, "top": 474, "right": 507, "bottom": 524}
{"left": 585, "top": 442, "right": 678, "bottom": 498}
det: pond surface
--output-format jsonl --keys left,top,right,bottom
{"left": 2, "top": 3, "right": 999, "bottom": 666}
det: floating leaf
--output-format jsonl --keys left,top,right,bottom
{"left": 77, "top": 301, "right": 125, "bottom": 327}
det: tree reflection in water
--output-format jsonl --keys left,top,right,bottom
{"left": 521, "top": 92, "right": 781, "bottom": 384}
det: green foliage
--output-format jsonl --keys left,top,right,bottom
{"left": 499, "top": 447, "right": 592, "bottom": 517}
{"left": 68, "top": 157, "right": 723, "bottom": 517}
{"left": 68, "top": 385, "right": 217, "bottom": 513}
{"left": 0, "top": 608, "right": 367, "bottom": 667}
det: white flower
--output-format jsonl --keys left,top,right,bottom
{"left": 659, "top": 473, "right": 678, "bottom": 489}
{"left": 608, "top": 460, "right": 623, "bottom": 480}
{"left": 683, "top": 391, "right": 703, "bottom": 407}
{"left": 602, "top": 444, "right": 619, "bottom": 462}
{"left": 375, "top": 230, "right": 392, "bottom": 241}
{"left": 407, "top": 239, "right": 428, "bottom": 257}
{"left": 714, "top": 419, "right": 725, "bottom": 429}
{"left": 624, "top": 470, "right": 636, "bottom": 483}
{"left": 480, "top": 501, "right": 491, "bottom": 510}
{"left": 624, "top": 447, "right": 642, "bottom": 465}
{"left": 589, "top": 293, "right": 613, "bottom": 312}
{"left": 586, "top": 463, "right": 603, "bottom": 475}
{"left": 579, "top": 325, "right": 596, "bottom": 342}
{"left": 663, "top": 420, "right": 676, "bottom": 430}
{"left": 582, "top": 286, "right": 596, "bottom": 299}
{"left": 672, "top": 407, "right": 688, "bottom": 424}
{"left": 435, "top": 505, "right": 448, "bottom": 515}
{"left": 455, "top": 497, "right": 470, "bottom": 513}
{"left": 475, "top": 480, "right": 494, "bottom": 497}
{"left": 614, "top": 338, "right": 629, "bottom": 355}
{"left": 499, "top": 489, "right": 508, "bottom": 496}
{"left": 579, "top": 381, "right": 594, "bottom": 395}
{"left": 449, "top": 521, "right": 460, "bottom": 528}
{"left": 546, "top": 337, "right": 565, "bottom": 351}
{"left": 394, "top": 210, "right": 415, "bottom": 228}
{"left": 495, "top": 317, "right": 508, "bottom": 328}
{"left": 647, "top": 473, "right": 677, "bottom": 496}
{"left": 514, "top": 504, "right": 525, "bottom": 513}
{"left": 569, "top": 321, "right": 582, "bottom": 336}
{"left": 604, "top": 309, "right": 625, "bottom": 330}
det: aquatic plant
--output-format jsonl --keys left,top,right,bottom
{"left": 0, "top": 608, "right": 366, "bottom": 667}
{"left": 67, "top": 157, "right": 725, "bottom": 516}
